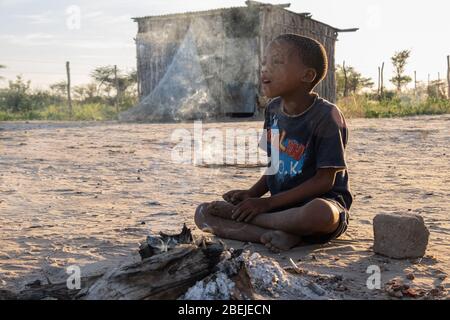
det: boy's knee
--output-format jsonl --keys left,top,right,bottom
{"left": 301, "top": 198, "right": 339, "bottom": 231}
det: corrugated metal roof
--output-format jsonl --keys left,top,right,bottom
{"left": 132, "top": 3, "right": 357, "bottom": 33}
{"left": 132, "top": 6, "right": 247, "bottom": 21}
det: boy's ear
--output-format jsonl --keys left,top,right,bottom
{"left": 301, "top": 68, "right": 317, "bottom": 84}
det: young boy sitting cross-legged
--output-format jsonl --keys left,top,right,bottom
{"left": 194, "top": 34, "right": 354, "bottom": 252}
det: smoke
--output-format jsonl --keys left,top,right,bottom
{"left": 120, "top": 27, "right": 216, "bottom": 122}
{"left": 119, "top": 8, "right": 260, "bottom": 122}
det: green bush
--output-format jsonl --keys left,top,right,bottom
{"left": 0, "top": 103, "right": 125, "bottom": 121}
{"left": 37, "top": 103, "right": 119, "bottom": 121}
{"left": 338, "top": 95, "right": 450, "bottom": 118}
{"left": 0, "top": 73, "right": 448, "bottom": 121}
{"left": 0, "top": 76, "right": 64, "bottom": 114}
{"left": 0, "top": 77, "right": 137, "bottom": 121}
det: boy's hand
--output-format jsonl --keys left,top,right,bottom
{"left": 232, "top": 198, "right": 270, "bottom": 223}
{"left": 222, "top": 190, "right": 252, "bottom": 205}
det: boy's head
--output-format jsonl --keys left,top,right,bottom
{"left": 261, "top": 34, "right": 328, "bottom": 98}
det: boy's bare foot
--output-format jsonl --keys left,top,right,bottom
{"left": 207, "top": 201, "right": 236, "bottom": 220}
{"left": 260, "top": 231, "right": 302, "bottom": 253}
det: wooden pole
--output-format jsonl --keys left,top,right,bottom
{"left": 414, "top": 71, "right": 417, "bottom": 98}
{"left": 377, "top": 66, "right": 381, "bottom": 96}
{"left": 66, "top": 61, "right": 72, "bottom": 119}
{"left": 343, "top": 61, "right": 348, "bottom": 97}
{"left": 380, "top": 62, "right": 385, "bottom": 96}
{"left": 447, "top": 55, "right": 450, "bottom": 99}
{"left": 114, "top": 65, "right": 119, "bottom": 115}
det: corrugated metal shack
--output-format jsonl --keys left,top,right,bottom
{"left": 121, "top": 1, "right": 357, "bottom": 121}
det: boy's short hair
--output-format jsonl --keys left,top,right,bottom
{"left": 274, "top": 34, "right": 328, "bottom": 89}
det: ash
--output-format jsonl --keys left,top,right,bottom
{"left": 182, "top": 250, "right": 334, "bottom": 300}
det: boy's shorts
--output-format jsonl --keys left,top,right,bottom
{"left": 301, "top": 196, "right": 349, "bottom": 245}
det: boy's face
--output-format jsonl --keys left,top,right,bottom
{"left": 260, "top": 40, "right": 316, "bottom": 98}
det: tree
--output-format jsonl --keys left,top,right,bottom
{"left": 348, "top": 71, "right": 374, "bottom": 94}
{"left": 4, "top": 75, "right": 31, "bottom": 112}
{"left": 390, "top": 50, "right": 412, "bottom": 92}
{"left": 90, "top": 65, "right": 115, "bottom": 96}
{"left": 73, "top": 85, "right": 86, "bottom": 100}
{"left": 73, "top": 83, "right": 99, "bottom": 102}
{"left": 49, "top": 80, "right": 67, "bottom": 97}
{"left": 336, "top": 64, "right": 374, "bottom": 97}
{"left": 90, "top": 66, "right": 137, "bottom": 99}
{"left": 83, "top": 83, "right": 100, "bottom": 102}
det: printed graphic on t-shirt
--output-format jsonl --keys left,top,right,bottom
{"left": 268, "top": 115, "right": 309, "bottom": 184}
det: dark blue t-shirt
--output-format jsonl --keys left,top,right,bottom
{"left": 261, "top": 95, "right": 353, "bottom": 210}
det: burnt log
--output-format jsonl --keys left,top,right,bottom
{"left": 0, "top": 274, "right": 102, "bottom": 300}
{"left": 2, "top": 240, "right": 223, "bottom": 300}
{"left": 82, "top": 243, "right": 223, "bottom": 300}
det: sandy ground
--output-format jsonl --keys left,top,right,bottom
{"left": 0, "top": 115, "right": 449, "bottom": 299}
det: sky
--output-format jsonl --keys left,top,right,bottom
{"left": 0, "top": 0, "right": 449, "bottom": 90}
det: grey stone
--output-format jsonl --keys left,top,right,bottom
{"left": 373, "top": 212, "right": 429, "bottom": 259}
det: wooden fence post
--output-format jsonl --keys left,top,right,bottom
{"left": 377, "top": 66, "right": 381, "bottom": 96}
{"left": 447, "top": 55, "right": 450, "bottom": 99}
{"left": 343, "top": 61, "right": 348, "bottom": 97}
{"left": 114, "top": 65, "right": 119, "bottom": 115}
{"left": 414, "top": 71, "right": 417, "bottom": 98}
{"left": 66, "top": 61, "right": 72, "bottom": 119}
